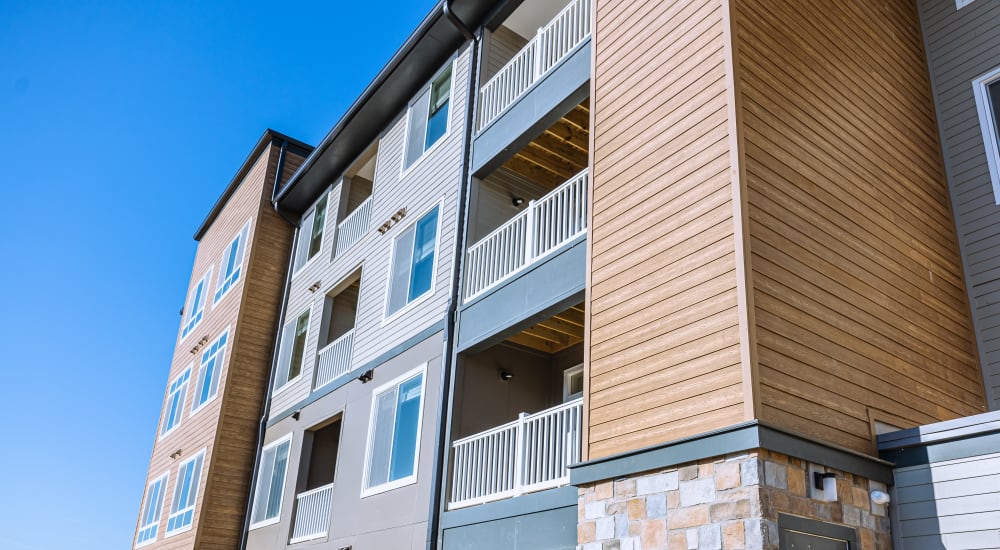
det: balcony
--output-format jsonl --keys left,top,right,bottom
{"left": 315, "top": 329, "right": 354, "bottom": 389}
{"left": 289, "top": 483, "right": 334, "bottom": 544}
{"left": 334, "top": 197, "right": 371, "bottom": 257}
{"left": 449, "top": 398, "right": 583, "bottom": 509}
{"left": 314, "top": 276, "right": 359, "bottom": 390}
{"left": 465, "top": 169, "right": 588, "bottom": 302}
{"left": 478, "top": 0, "right": 592, "bottom": 132}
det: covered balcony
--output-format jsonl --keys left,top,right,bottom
{"left": 314, "top": 274, "right": 359, "bottom": 390}
{"left": 289, "top": 418, "right": 340, "bottom": 543}
{"left": 448, "top": 304, "right": 585, "bottom": 509}
{"left": 332, "top": 141, "right": 376, "bottom": 258}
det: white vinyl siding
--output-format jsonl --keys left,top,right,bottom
{"left": 973, "top": 66, "right": 1000, "bottom": 204}
{"left": 192, "top": 330, "right": 228, "bottom": 412}
{"left": 294, "top": 194, "right": 329, "bottom": 272}
{"left": 135, "top": 472, "right": 169, "bottom": 547}
{"left": 274, "top": 308, "right": 311, "bottom": 393}
{"left": 404, "top": 62, "right": 454, "bottom": 169}
{"left": 165, "top": 450, "right": 205, "bottom": 536}
{"left": 362, "top": 365, "right": 426, "bottom": 496}
{"left": 159, "top": 368, "right": 190, "bottom": 437}
{"left": 386, "top": 205, "right": 440, "bottom": 317}
{"left": 181, "top": 267, "right": 212, "bottom": 340}
{"left": 214, "top": 220, "right": 250, "bottom": 303}
{"left": 249, "top": 435, "right": 293, "bottom": 528}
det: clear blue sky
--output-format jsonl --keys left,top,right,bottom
{"left": 0, "top": 1, "right": 437, "bottom": 548}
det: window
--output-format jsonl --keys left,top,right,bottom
{"left": 362, "top": 366, "right": 426, "bottom": 496}
{"left": 159, "top": 368, "right": 191, "bottom": 438}
{"left": 973, "top": 66, "right": 1000, "bottom": 204}
{"left": 563, "top": 364, "right": 584, "bottom": 402}
{"left": 293, "top": 194, "right": 328, "bottom": 272}
{"left": 192, "top": 330, "right": 228, "bottom": 412}
{"left": 404, "top": 63, "right": 453, "bottom": 168}
{"left": 386, "top": 206, "right": 440, "bottom": 317}
{"left": 956, "top": 0, "right": 974, "bottom": 9}
{"left": 274, "top": 308, "right": 311, "bottom": 392}
{"left": 249, "top": 434, "right": 292, "bottom": 528}
{"left": 165, "top": 450, "right": 205, "bottom": 536}
{"left": 135, "top": 471, "right": 169, "bottom": 547}
{"left": 214, "top": 221, "right": 250, "bottom": 303}
{"left": 180, "top": 267, "right": 213, "bottom": 340}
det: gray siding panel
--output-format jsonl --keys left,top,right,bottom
{"left": 919, "top": 0, "right": 1000, "bottom": 409}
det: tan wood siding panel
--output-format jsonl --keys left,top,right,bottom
{"left": 736, "top": 0, "right": 987, "bottom": 454}
{"left": 587, "top": 0, "right": 743, "bottom": 459}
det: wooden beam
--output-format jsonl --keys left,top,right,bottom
{"left": 517, "top": 142, "right": 578, "bottom": 180}
{"left": 563, "top": 105, "right": 590, "bottom": 131}
{"left": 533, "top": 131, "right": 589, "bottom": 170}
{"left": 501, "top": 155, "right": 566, "bottom": 188}
{"left": 506, "top": 332, "right": 557, "bottom": 353}
{"left": 546, "top": 119, "right": 590, "bottom": 152}
{"left": 536, "top": 316, "right": 585, "bottom": 339}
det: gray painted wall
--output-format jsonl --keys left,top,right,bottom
{"left": 918, "top": 0, "right": 1000, "bottom": 409}
{"left": 470, "top": 167, "right": 550, "bottom": 242}
{"left": 442, "top": 505, "right": 577, "bottom": 550}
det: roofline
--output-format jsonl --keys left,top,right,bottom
{"left": 273, "top": 1, "right": 447, "bottom": 206}
{"left": 194, "top": 129, "right": 314, "bottom": 241}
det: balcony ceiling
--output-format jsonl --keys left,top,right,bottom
{"left": 505, "top": 302, "right": 585, "bottom": 353}
{"left": 500, "top": 98, "right": 590, "bottom": 189}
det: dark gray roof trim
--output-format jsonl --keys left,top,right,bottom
{"left": 194, "top": 129, "right": 313, "bottom": 241}
{"left": 274, "top": 0, "right": 504, "bottom": 215}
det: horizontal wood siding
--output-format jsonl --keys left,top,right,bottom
{"left": 484, "top": 25, "right": 528, "bottom": 82}
{"left": 268, "top": 46, "right": 471, "bottom": 419}
{"left": 135, "top": 142, "right": 291, "bottom": 549}
{"left": 587, "top": 0, "right": 744, "bottom": 459}
{"left": 735, "top": 0, "right": 987, "bottom": 454}
{"left": 917, "top": 0, "right": 1000, "bottom": 410}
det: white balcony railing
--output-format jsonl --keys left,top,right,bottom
{"left": 289, "top": 483, "right": 334, "bottom": 544}
{"left": 464, "top": 169, "right": 588, "bottom": 301}
{"left": 335, "top": 197, "right": 372, "bottom": 257}
{"left": 314, "top": 330, "right": 354, "bottom": 390}
{"left": 449, "top": 398, "right": 583, "bottom": 509}
{"left": 479, "top": 0, "right": 592, "bottom": 130}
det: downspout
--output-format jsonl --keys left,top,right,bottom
{"left": 239, "top": 143, "right": 299, "bottom": 550}
{"left": 426, "top": 3, "right": 477, "bottom": 549}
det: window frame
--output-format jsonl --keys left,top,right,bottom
{"left": 135, "top": 470, "right": 170, "bottom": 548}
{"left": 272, "top": 305, "right": 314, "bottom": 395}
{"left": 400, "top": 58, "right": 457, "bottom": 176}
{"left": 180, "top": 266, "right": 213, "bottom": 341}
{"left": 158, "top": 366, "right": 191, "bottom": 440}
{"left": 191, "top": 329, "right": 230, "bottom": 414}
{"left": 292, "top": 190, "right": 331, "bottom": 276}
{"left": 213, "top": 219, "right": 251, "bottom": 305}
{"left": 164, "top": 449, "right": 206, "bottom": 537}
{"left": 563, "top": 364, "right": 584, "bottom": 402}
{"left": 248, "top": 433, "right": 294, "bottom": 530}
{"left": 382, "top": 201, "right": 444, "bottom": 323}
{"left": 360, "top": 363, "right": 428, "bottom": 498}
{"left": 973, "top": 66, "right": 1000, "bottom": 205}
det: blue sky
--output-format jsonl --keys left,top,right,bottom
{"left": 0, "top": 1, "right": 437, "bottom": 547}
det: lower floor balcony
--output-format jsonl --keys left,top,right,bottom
{"left": 448, "top": 398, "right": 583, "bottom": 509}
{"left": 289, "top": 482, "right": 334, "bottom": 544}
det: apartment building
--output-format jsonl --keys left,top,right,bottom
{"left": 136, "top": 0, "right": 1000, "bottom": 548}
{"left": 132, "top": 131, "right": 311, "bottom": 549}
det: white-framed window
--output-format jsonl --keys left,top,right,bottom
{"left": 165, "top": 449, "right": 206, "bottom": 536}
{"left": 385, "top": 205, "right": 441, "bottom": 318}
{"left": 135, "top": 471, "right": 169, "bottom": 547}
{"left": 293, "top": 193, "right": 329, "bottom": 272}
{"left": 159, "top": 367, "right": 191, "bottom": 438}
{"left": 403, "top": 62, "right": 454, "bottom": 170}
{"left": 361, "top": 364, "right": 426, "bottom": 497}
{"left": 180, "top": 266, "right": 213, "bottom": 340}
{"left": 563, "top": 364, "right": 584, "bottom": 402}
{"left": 273, "top": 308, "right": 311, "bottom": 393}
{"left": 192, "top": 330, "right": 229, "bottom": 412}
{"left": 214, "top": 220, "right": 250, "bottom": 303}
{"left": 973, "top": 66, "right": 1000, "bottom": 204}
{"left": 248, "top": 434, "right": 293, "bottom": 529}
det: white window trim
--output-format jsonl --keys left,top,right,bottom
{"left": 973, "top": 66, "right": 1000, "bottom": 205}
{"left": 381, "top": 199, "right": 445, "bottom": 325}
{"left": 164, "top": 449, "right": 207, "bottom": 538}
{"left": 271, "top": 303, "right": 316, "bottom": 396}
{"left": 213, "top": 219, "right": 252, "bottom": 306}
{"left": 158, "top": 366, "right": 192, "bottom": 441}
{"left": 191, "top": 328, "right": 231, "bottom": 416}
{"left": 360, "top": 363, "right": 428, "bottom": 498}
{"left": 292, "top": 189, "right": 332, "bottom": 278}
{"left": 180, "top": 265, "right": 213, "bottom": 342}
{"left": 563, "top": 364, "right": 584, "bottom": 402}
{"left": 135, "top": 470, "right": 170, "bottom": 548}
{"left": 248, "top": 433, "right": 294, "bottom": 530}
{"left": 399, "top": 58, "right": 458, "bottom": 179}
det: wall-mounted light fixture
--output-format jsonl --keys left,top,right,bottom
{"left": 170, "top": 449, "right": 182, "bottom": 459}
{"left": 499, "top": 370, "right": 514, "bottom": 381}
{"left": 511, "top": 197, "right": 524, "bottom": 207}
{"left": 814, "top": 472, "right": 838, "bottom": 501}
{"left": 291, "top": 410, "right": 301, "bottom": 421}
{"left": 871, "top": 490, "right": 891, "bottom": 505}
{"left": 358, "top": 369, "right": 374, "bottom": 383}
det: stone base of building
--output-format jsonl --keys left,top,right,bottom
{"left": 576, "top": 450, "right": 891, "bottom": 550}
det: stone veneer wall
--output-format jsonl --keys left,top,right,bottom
{"left": 576, "top": 450, "right": 890, "bottom": 549}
